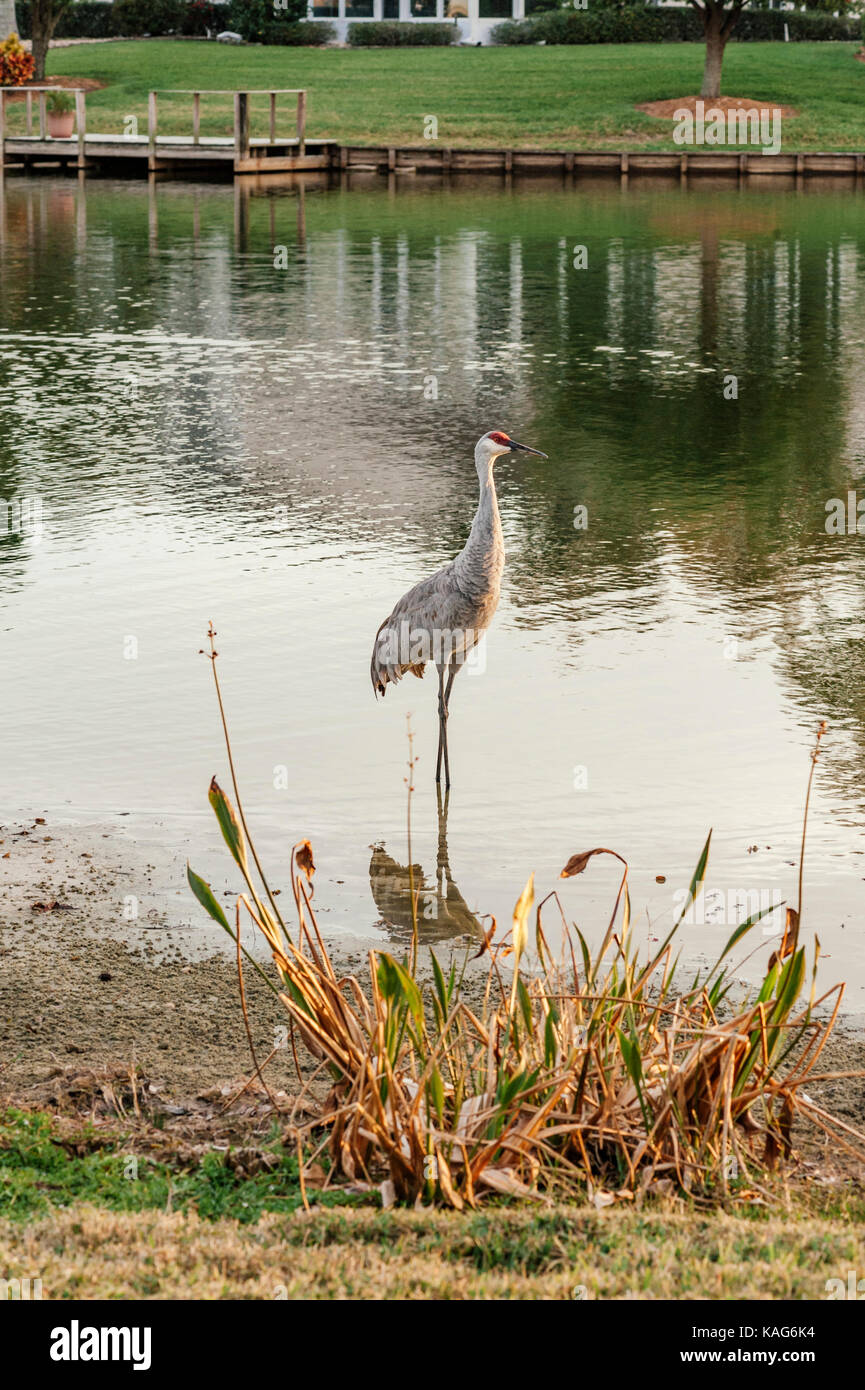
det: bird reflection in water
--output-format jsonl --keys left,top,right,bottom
{"left": 369, "top": 790, "right": 484, "bottom": 944}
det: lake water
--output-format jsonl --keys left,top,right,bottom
{"left": 2, "top": 172, "right": 865, "bottom": 1006}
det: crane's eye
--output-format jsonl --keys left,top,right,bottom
{"left": 488, "top": 432, "right": 511, "bottom": 446}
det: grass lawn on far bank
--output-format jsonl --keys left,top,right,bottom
{"left": 36, "top": 38, "right": 865, "bottom": 151}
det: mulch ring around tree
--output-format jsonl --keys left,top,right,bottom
{"left": 638, "top": 95, "right": 799, "bottom": 121}
{"left": 5, "top": 76, "right": 106, "bottom": 102}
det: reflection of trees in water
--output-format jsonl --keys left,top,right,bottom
{"left": 509, "top": 218, "right": 865, "bottom": 792}
{"left": 369, "top": 791, "right": 483, "bottom": 944}
{"left": 0, "top": 178, "right": 245, "bottom": 503}
{"left": 4, "top": 177, "right": 865, "bottom": 778}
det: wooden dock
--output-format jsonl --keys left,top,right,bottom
{"left": 1, "top": 87, "right": 863, "bottom": 181}
{"left": 0, "top": 87, "right": 335, "bottom": 175}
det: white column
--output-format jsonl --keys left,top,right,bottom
{"left": 399, "top": 0, "right": 410, "bottom": 17}
{"left": 468, "top": 0, "right": 479, "bottom": 41}
{"left": 373, "top": 0, "right": 383, "bottom": 15}
{"left": 513, "top": 0, "right": 525, "bottom": 16}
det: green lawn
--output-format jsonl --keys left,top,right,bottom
{"left": 2, "top": 1108, "right": 864, "bottom": 1298}
{"left": 33, "top": 38, "right": 865, "bottom": 150}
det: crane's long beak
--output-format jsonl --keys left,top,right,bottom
{"left": 508, "top": 439, "right": 548, "bottom": 458}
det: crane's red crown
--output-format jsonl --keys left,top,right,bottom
{"left": 488, "top": 431, "right": 511, "bottom": 445}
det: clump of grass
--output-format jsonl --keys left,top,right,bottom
{"left": 0, "top": 1108, "right": 359, "bottom": 1224}
{"left": 189, "top": 628, "right": 863, "bottom": 1209}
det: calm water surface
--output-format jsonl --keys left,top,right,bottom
{"left": 2, "top": 174, "right": 865, "bottom": 1003}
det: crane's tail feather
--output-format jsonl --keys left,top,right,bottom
{"left": 371, "top": 659, "right": 426, "bottom": 698}
{"left": 371, "top": 618, "right": 426, "bottom": 698}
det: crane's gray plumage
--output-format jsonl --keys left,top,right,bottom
{"left": 370, "top": 430, "right": 547, "bottom": 787}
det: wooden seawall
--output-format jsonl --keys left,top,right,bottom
{"left": 336, "top": 147, "right": 865, "bottom": 179}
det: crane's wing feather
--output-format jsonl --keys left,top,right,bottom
{"left": 370, "top": 562, "right": 480, "bottom": 697}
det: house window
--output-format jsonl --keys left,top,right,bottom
{"left": 410, "top": 0, "right": 439, "bottom": 13}
{"left": 311, "top": 0, "right": 339, "bottom": 14}
{"left": 384, "top": 0, "right": 399, "bottom": 12}
{"left": 479, "top": 0, "right": 511, "bottom": 15}
{"left": 345, "top": 0, "right": 375, "bottom": 14}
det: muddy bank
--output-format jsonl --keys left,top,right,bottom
{"left": 0, "top": 813, "right": 459, "bottom": 1098}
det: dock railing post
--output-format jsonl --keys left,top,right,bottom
{"left": 192, "top": 92, "right": 200, "bottom": 145}
{"left": 269, "top": 91, "right": 276, "bottom": 145}
{"left": 148, "top": 91, "right": 158, "bottom": 164}
{"left": 234, "top": 91, "right": 250, "bottom": 164}
{"left": 25, "top": 90, "right": 33, "bottom": 136}
{"left": 297, "top": 90, "right": 306, "bottom": 159}
{"left": 38, "top": 90, "right": 46, "bottom": 139}
{"left": 0, "top": 91, "right": 5, "bottom": 172}
{"left": 76, "top": 90, "right": 87, "bottom": 168}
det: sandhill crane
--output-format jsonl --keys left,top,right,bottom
{"left": 370, "top": 430, "right": 548, "bottom": 788}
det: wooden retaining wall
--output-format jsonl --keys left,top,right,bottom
{"left": 335, "top": 147, "right": 865, "bottom": 179}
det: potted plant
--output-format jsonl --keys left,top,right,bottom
{"left": 46, "top": 91, "right": 75, "bottom": 140}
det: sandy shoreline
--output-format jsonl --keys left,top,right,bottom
{"left": 0, "top": 810, "right": 443, "bottom": 1097}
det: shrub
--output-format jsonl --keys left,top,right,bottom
{"left": 347, "top": 20, "right": 457, "bottom": 46}
{"left": 736, "top": 7, "right": 858, "bottom": 40}
{"left": 227, "top": 0, "right": 316, "bottom": 40}
{"left": 492, "top": 7, "right": 695, "bottom": 45}
{"left": 492, "top": 5, "right": 859, "bottom": 45}
{"left": 16, "top": 0, "right": 244, "bottom": 37}
{"left": 110, "top": 0, "right": 187, "bottom": 35}
{"left": 180, "top": 0, "right": 223, "bottom": 34}
{"left": 0, "top": 32, "right": 35, "bottom": 85}
{"left": 15, "top": 1, "right": 115, "bottom": 40}
{"left": 255, "top": 19, "right": 334, "bottom": 44}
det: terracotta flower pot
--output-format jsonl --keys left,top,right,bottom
{"left": 46, "top": 112, "right": 75, "bottom": 139}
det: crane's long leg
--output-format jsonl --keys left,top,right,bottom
{"left": 444, "top": 664, "right": 458, "bottom": 710}
{"left": 436, "top": 782, "right": 450, "bottom": 897}
{"left": 435, "top": 664, "right": 449, "bottom": 787}
{"left": 435, "top": 663, "right": 461, "bottom": 789}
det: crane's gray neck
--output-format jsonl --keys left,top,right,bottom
{"left": 452, "top": 452, "right": 504, "bottom": 600}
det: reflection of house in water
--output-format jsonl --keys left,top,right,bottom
{"left": 369, "top": 795, "right": 483, "bottom": 943}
